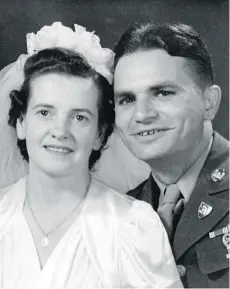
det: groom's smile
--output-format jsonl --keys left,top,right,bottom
{"left": 114, "top": 49, "right": 208, "bottom": 163}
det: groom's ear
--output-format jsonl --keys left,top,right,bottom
{"left": 16, "top": 116, "right": 26, "bottom": 140}
{"left": 203, "top": 85, "right": 221, "bottom": 120}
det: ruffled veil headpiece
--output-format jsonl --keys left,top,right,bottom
{"left": 0, "top": 22, "right": 114, "bottom": 188}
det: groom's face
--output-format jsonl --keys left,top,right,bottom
{"left": 114, "top": 49, "right": 207, "bottom": 163}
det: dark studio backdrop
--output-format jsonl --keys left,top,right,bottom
{"left": 0, "top": 0, "right": 228, "bottom": 138}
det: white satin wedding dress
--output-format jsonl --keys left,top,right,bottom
{"left": 0, "top": 176, "right": 182, "bottom": 288}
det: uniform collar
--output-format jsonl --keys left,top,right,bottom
{"left": 154, "top": 137, "right": 213, "bottom": 205}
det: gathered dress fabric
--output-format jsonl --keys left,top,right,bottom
{"left": 0, "top": 177, "right": 182, "bottom": 288}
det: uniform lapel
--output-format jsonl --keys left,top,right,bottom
{"left": 173, "top": 132, "right": 229, "bottom": 260}
{"left": 142, "top": 174, "right": 160, "bottom": 211}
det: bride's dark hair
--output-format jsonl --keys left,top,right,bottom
{"left": 8, "top": 47, "right": 115, "bottom": 170}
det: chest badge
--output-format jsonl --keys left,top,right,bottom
{"left": 209, "top": 224, "right": 230, "bottom": 239}
{"left": 209, "top": 225, "right": 230, "bottom": 259}
{"left": 198, "top": 202, "right": 212, "bottom": 219}
{"left": 222, "top": 232, "right": 230, "bottom": 259}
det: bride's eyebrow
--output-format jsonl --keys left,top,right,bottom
{"left": 32, "top": 104, "right": 54, "bottom": 110}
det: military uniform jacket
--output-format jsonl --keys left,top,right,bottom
{"left": 127, "top": 132, "right": 229, "bottom": 288}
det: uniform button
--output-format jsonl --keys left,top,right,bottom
{"left": 177, "top": 264, "right": 186, "bottom": 277}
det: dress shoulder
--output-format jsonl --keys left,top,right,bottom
{"left": 81, "top": 178, "right": 182, "bottom": 287}
{"left": 90, "top": 177, "right": 137, "bottom": 216}
{"left": 0, "top": 183, "right": 14, "bottom": 202}
{"left": 117, "top": 199, "right": 183, "bottom": 288}
{"left": 0, "top": 178, "right": 26, "bottom": 241}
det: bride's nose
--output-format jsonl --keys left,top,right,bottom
{"left": 51, "top": 116, "right": 69, "bottom": 140}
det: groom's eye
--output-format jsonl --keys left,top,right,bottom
{"left": 155, "top": 89, "right": 175, "bottom": 98}
{"left": 118, "top": 95, "right": 135, "bottom": 106}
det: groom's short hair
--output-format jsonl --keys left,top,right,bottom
{"left": 114, "top": 23, "right": 213, "bottom": 89}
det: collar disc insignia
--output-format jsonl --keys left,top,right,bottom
{"left": 211, "top": 168, "right": 226, "bottom": 182}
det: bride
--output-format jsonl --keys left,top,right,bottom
{"left": 0, "top": 22, "right": 182, "bottom": 288}
{"left": 0, "top": 29, "right": 150, "bottom": 193}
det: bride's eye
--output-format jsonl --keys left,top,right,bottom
{"left": 74, "top": 115, "right": 87, "bottom": 122}
{"left": 37, "top": 110, "right": 49, "bottom": 116}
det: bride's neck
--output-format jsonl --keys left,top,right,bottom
{"left": 26, "top": 165, "right": 90, "bottom": 208}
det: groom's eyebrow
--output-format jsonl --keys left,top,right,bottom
{"left": 149, "top": 82, "right": 182, "bottom": 90}
{"left": 114, "top": 91, "right": 134, "bottom": 100}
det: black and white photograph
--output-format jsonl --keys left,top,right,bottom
{"left": 0, "top": 0, "right": 228, "bottom": 288}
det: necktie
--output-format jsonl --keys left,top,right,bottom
{"left": 157, "top": 184, "right": 183, "bottom": 240}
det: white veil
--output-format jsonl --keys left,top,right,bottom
{"left": 93, "top": 130, "right": 150, "bottom": 193}
{"left": 0, "top": 55, "right": 29, "bottom": 188}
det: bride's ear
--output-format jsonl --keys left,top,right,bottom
{"left": 16, "top": 116, "right": 26, "bottom": 140}
{"left": 93, "top": 125, "right": 107, "bottom": 151}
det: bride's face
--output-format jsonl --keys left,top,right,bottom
{"left": 16, "top": 72, "right": 101, "bottom": 177}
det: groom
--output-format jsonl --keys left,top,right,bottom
{"left": 113, "top": 22, "right": 229, "bottom": 288}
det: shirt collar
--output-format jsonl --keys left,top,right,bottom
{"left": 154, "top": 137, "right": 213, "bottom": 206}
